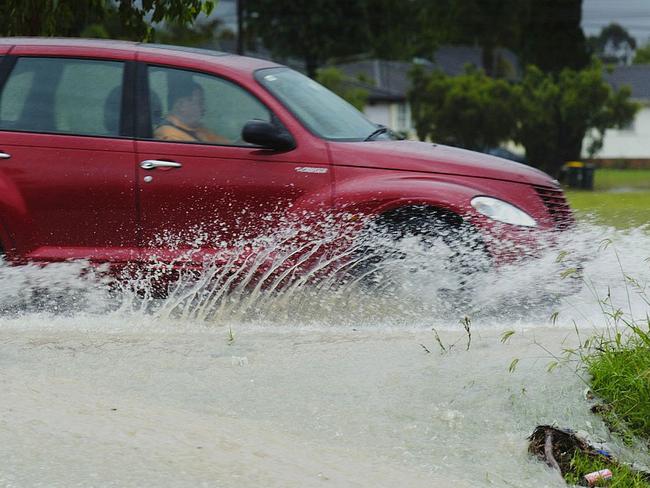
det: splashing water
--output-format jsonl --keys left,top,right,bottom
{"left": 1, "top": 221, "right": 650, "bottom": 487}
{"left": 2, "top": 220, "right": 648, "bottom": 329}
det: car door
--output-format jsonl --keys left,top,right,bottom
{"left": 135, "top": 62, "right": 332, "bottom": 263}
{"left": 0, "top": 49, "right": 138, "bottom": 263}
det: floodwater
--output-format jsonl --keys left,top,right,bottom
{"left": 1, "top": 221, "right": 650, "bottom": 487}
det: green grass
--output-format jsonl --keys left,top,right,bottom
{"left": 564, "top": 451, "right": 650, "bottom": 487}
{"left": 592, "top": 169, "right": 650, "bottom": 192}
{"left": 585, "top": 330, "right": 650, "bottom": 441}
{"left": 562, "top": 327, "right": 650, "bottom": 487}
{"left": 545, "top": 184, "right": 650, "bottom": 484}
{"left": 562, "top": 169, "right": 650, "bottom": 228}
{"left": 566, "top": 190, "right": 650, "bottom": 229}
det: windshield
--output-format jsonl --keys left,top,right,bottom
{"left": 256, "top": 67, "right": 380, "bottom": 141}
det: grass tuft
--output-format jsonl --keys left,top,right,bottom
{"left": 585, "top": 333, "right": 650, "bottom": 441}
{"left": 563, "top": 451, "right": 650, "bottom": 487}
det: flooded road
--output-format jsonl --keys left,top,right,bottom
{"left": 0, "top": 325, "right": 589, "bottom": 487}
{"left": 1, "top": 222, "right": 649, "bottom": 487}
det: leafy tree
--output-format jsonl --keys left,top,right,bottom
{"left": 519, "top": 0, "right": 589, "bottom": 73}
{"left": 362, "top": 0, "right": 422, "bottom": 60}
{"left": 316, "top": 67, "right": 369, "bottom": 111}
{"left": 408, "top": 65, "right": 518, "bottom": 150}
{"left": 416, "top": 0, "right": 527, "bottom": 76}
{"left": 242, "top": 0, "right": 592, "bottom": 79}
{"left": 513, "top": 63, "right": 638, "bottom": 176}
{"left": 244, "top": 0, "right": 368, "bottom": 78}
{"left": 588, "top": 23, "right": 637, "bottom": 65}
{"left": 0, "top": 0, "right": 215, "bottom": 41}
{"left": 242, "top": 0, "right": 442, "bottom": 77}
{"left": 633, "top": 42, "right": 650, "bottom": 64}
{"left": 155, "top": 18, "right": 224, "bottom": 49}
{"left": 414, "top": 0, "right": 589, "bottom": 76}
{"left": 409, "top": 62, "right": 638, "bottom": 178}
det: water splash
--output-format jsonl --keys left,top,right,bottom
{"left": 2, "top": 221, "right": 650, "bottom": 487}
{"left": 0, "top": 220, "right": 648, "bottom": 330}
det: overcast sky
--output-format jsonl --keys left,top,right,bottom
{"left": 213, "top": 0, "right": 650, "bottom": 46}
{"left": 583, "top": 0, "right": 650, "bottom": 43}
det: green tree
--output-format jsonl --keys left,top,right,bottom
{"left": 514, "top": 64, "right": 638, "bottom": 176}
{"left": 414, "top": 0, "right": 589, "bottom": 76}
{"left": 0, "top": 0, "right": 215, "bottom": 41}
{"left": 519, "top": 0, "right": 589, "bottom": 73}
{"left": 408, "top": 66, "right": 518, "bottom": 150}
{"left": 633, "top": 42, "right": 650, "bottom": 64}
{"left": 416, "top": 0, "right": 527, "bottom": 76}
{"left": 362, "top": 0, "right": 421, "bottom": 60}
{"left": 315, "top": 67, "right": 368, "bottom": 111}
{"left": 588, "top": 23, "right": 637, "bottom": 65}
{"left": 155, "top": 18, "right": 223, "bottom": 48}
{"left": 244, "top": 0, "right": 368, "bottom": 78}
{"left": 409, "top": 62, "right": 638, "bottom": 178}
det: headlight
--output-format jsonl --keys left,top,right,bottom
{"left": 471, "top": 196, "right": 537, "bottom": 227}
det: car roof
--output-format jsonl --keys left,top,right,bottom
{"left": 0, "top": 37, "right": 282, "bottom": 74}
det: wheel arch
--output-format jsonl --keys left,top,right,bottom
{"left": 368, "top": 202, "right": 491, "bottom": 262}
{"left": 373, "top": 203, "right": 466, "bottom": 230}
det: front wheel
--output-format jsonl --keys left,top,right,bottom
{"left": 349, "top": 208, "right": 491, "bottom": 305}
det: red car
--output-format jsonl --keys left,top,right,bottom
{"left": 0, "top": 38, "right": 571, "bottom": 279}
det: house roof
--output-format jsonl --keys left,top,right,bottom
{"left": 336, "top": 60, "right": 417, "bottom": 100}
{"left": 604, "top": 65, "right": 650, "bottom": 100}
{"left": 335, "top": 45, "right": 519, "bottom": 102}
{"left": 339, "top": 78, "right": 404, "bottom": 103}
{"left": 432, "top": 45, "right": 518, "bottom": 78}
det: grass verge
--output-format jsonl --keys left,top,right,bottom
{"left": 563, "top": 168, "right": 650, "bottom": 228}
{"left": 592, "top": 169, "right": 650, "bottom": 192}
{"left": 564, "top": 281, "right": 650, "bottom": 486}
{"left": 564, "top": 451, "right": 650, "bottom": 487}
{"left": 584, "top": 325, "right": 650, "bottom": 442}
{"left": 565, "top": 190, "right": 650, "bottom": 229}
{"left": 537, "top": 238, "right": 650, "bottom": 485}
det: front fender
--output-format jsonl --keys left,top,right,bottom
{"left": 333, "top": 168, "right": 480, "bottom": 220}
{"left": 332, "top": 167, "right": 552, "bottom": 264}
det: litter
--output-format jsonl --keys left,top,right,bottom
{"left": 583, "top": 468, "right": 612, "bottom": 486}
{"left": 528, "top": 425, "right": 650, "bottom": 485}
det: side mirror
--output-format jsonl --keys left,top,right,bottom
{"left": 242, "top": 120, "right": 295, "bottom": 151}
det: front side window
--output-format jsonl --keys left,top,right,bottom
{"left": 147, "top": 66, "right": 271, "bottom": 145}
{"left": 0, "top": 57, "right": 124, "bottom": 136}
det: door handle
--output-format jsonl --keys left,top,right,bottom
{"left": 140, "top": 160, "right": 182, "bottom": 170}
{"left": 0, "top": 152, "right": 11, "bottom": 159}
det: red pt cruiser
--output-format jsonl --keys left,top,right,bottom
{"left": 0, "top": 38, "right": 572, "bottom": 279}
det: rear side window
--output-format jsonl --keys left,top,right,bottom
{"left": 0, "top": 57, "right": 124, "bottom": 137}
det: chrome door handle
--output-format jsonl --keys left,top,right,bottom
{"left": 0, "top": 152, "right": 11, "bottom": 159}
{"left": 140, "top": 160, "right": 182, "bottom": 170}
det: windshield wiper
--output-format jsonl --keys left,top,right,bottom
{"left": 364, "top": 126, "right": 389, "bottom": 141}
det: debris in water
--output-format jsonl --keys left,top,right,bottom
{"left": 584, "top": 468, "right": 612, "bottom": 486}
{"left": 528, "top": 425, "right": 650, "bottom": 484}
{"left": 529, "top": 425, "right": 587, "bottom": 474}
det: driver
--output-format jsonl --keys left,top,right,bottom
{"left": 154, "top": 81, "right": 229, "bottom": 144}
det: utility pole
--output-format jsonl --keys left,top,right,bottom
{"left": 237, "top": 0, "right": 245, "bottom": 55}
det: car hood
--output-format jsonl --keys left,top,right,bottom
{"left": 328, "top": 140, "right": 556, "bottom": 187}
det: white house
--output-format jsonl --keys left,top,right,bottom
{"left": 585, "top": 65, "right": 650, "bottom": 166}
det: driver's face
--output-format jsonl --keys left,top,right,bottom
{"left": 176, "top": 88, "right": 205, "bottom": 127}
